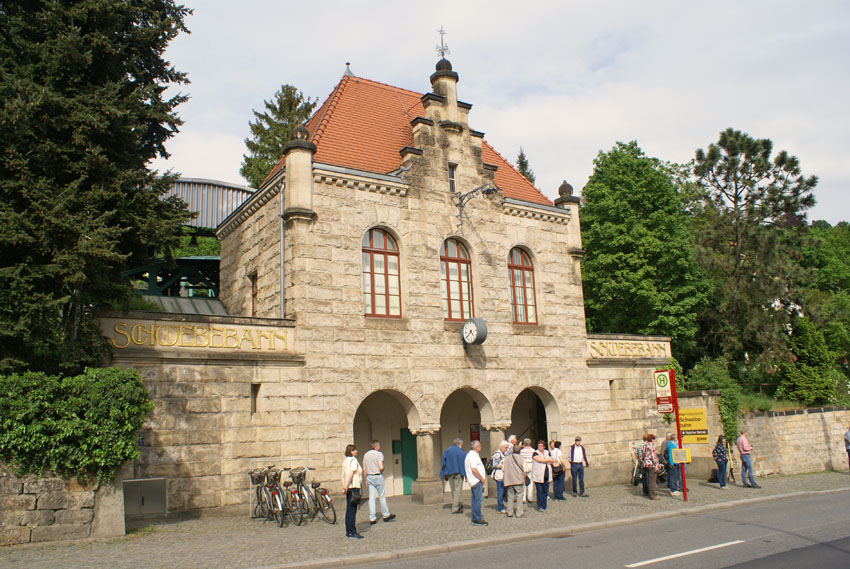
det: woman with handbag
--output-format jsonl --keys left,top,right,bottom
{"left": 341, "top": 443, "right": 364, "bottom": 538}
{"left": 550, "top": 441, "right": 566, "bottom": 500}
{"left": 531, "top": 440, "right": 553, "bottom": 511}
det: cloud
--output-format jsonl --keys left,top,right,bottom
{"left": 154, "top": 0, "right": 850, "bottom": 223}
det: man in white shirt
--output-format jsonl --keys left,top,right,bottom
{"left": 569, "top": 436, "right": 590, "bottom": 497}
{"left": 464, "top": 440, "right": 488, "bottom": 526}
{"left": 362, "top": 440, "right": 396, "bottom": 524}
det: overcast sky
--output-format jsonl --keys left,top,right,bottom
{"left": 150, "top": 0, "right": 850, "bottom": 224}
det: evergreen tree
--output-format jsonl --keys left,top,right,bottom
{"left": 240, "top": 85, "right": 317, "bottom": 188}
{"left": 692, "top": 128, "right": 817, "bottom": 367}
{"left": 0, "top": 0, "right": 192, "bottom": 374}
{"left": 581, "top": 141, "right": 707, "bottom": 358}
{"left": 516, "top": 147, "right": 536, "bottom": 185}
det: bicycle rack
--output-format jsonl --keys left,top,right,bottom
{"left": 248, "top": 457, "right": 310, "bottom": 519}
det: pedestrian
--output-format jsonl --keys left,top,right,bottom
{"left": 638, "top": 434, "right": 649, "bottom": 497}
{"left": 341, "top": 443, "right": 364, "bottom": 539}
{"left": 844, "top": 426, "right": 850, "bottom": 473}
{"left": 519, "top": 438, "right": 535, "bottom": 503}
{"left": 362, "top": 440, "right": 396, "bottom": 525}
{"left": 712, "top": 435, "right": 728, "bottom": 489}
{"left": 736, "top": 431, "right": 760, "bottom": 488}
{"left": 439, "top": 437, "right": 466, "bottom": 514}
{"left": 641, "top": 434, "right": 660, "bottom": 500}
{"left": 531, "top": 440, "right": 553, "bottom": 511}
{"left": 505, "top": 434, "right": 518, "bottom": 455}
{"left": 660, "top": 433, "right": 672, "bottom": 491}
{"left": 464, "top": 440, "right": 488, "bottom": 526}
{"left": 502, "top": 443, "right": 526, "bottom": 518}
{"left": 490, "top": 440, "right": 510, "bottom": 514}
{"left": 569, "top": 436, "right": 590, "bottom": 497}
{"left": 550, "top": 440, "right": 566, "bottom": 500}
{"left": 666, "top": 434, "right": 681, "bottom": 495}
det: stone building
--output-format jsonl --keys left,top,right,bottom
{"left": 102, "top": 59, "right": 672, "bottom": 513}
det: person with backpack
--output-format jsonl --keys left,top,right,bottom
{"left": 502, "top": 443, "right": 526, "bottom": 518}
{"left": 490, "top": 441, "right": 509, "bottom": 514}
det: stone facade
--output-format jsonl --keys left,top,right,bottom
{"left": 102, "top": 60, "right": 679, "bottom": 513}
{"left": 0, "top": 464, "right": 125, "bottom": 545}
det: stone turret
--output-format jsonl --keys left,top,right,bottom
{"left": 424, "top": 58, "right": 466, "bottom": 129}
{"left": 282, "top": 124, "right": 317, "bottom": 222}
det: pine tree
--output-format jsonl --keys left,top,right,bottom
{"left": 693, "top": 128, "right": 817, "bottom": 366}
{"left": 0, "top": 0, "right": 192, "bottom": 374}
{"left": 516, "top": 147, "right": 536, "bottom": 185}
{"left": 240, "top": 85, "right": 317, "bottom": 188}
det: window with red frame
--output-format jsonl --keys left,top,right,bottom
{"left": 440, "top": 238, "right": 474, "bottom": 320}
{"left": 362, "top": 228, "right": 401, "bottom": 317}
{"left": 509, "top": 247, "right": 537, "bottom": 324}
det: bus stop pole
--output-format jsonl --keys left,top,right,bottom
{"left": 670, "top": 369, "right": 687, "bottom": 501}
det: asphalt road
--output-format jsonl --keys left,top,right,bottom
{"left": 350, "top": 492, "right": 850, "bottom": 569}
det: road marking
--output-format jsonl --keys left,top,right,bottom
{"left": 625, "top": 540, "right": 746, "bottom": 567}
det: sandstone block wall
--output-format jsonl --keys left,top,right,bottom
{"left": 0, "top": 464, "right": 124, "bottom": 546}
{"left": 740, "top": 407, "right": 850, "bottom": 476}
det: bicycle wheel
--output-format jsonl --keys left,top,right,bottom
{"left": 286, "top": 488, "right": 303, "bottom": 526}
{"left": 299, "top": 484, "right": 315, "bottom": 519}
{"left": 259, "top": 487, "right": 271, "bottom": 520}
{"left": 272, "top": 492, "right": 284, "bottom": 527}
{"left": 316, "top": 490, "right": 336, "bottom": 524}
{"left": 253, "top": 487, "right": 265, "bottom": 518}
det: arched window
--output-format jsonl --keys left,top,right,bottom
{"left": 440, "top": 238, "right": 473, "bottom": 320}
{"left": 509, "top": 247, "right": 537, "bottom": 324}
{"left": 362, "top": 228, "right": 400, "bottom": 317}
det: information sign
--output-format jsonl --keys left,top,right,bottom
{"left": 679, "top": 407, "right": 709, "bottom": 444}
{"left": 654, "top": 370, "right": 673, "bottom": 413}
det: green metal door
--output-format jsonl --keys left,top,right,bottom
{"left": 400, "top": 428, "right": 418, "bottom": 495}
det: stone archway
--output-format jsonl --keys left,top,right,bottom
{"left": 509, "top": 387, "right": 562, "bottom": 445}
{"left": 353, "top": 389, "right": 421, "bottom": 496}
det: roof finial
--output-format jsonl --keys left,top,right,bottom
{"left": 344, "top": 62, "right": 354, "bottom": 77}
{"left": 436, "top": 26, "right": 450, "bottom": 59}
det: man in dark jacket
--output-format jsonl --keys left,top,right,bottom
{"left": 439, "top": 438, "right": 466, "bottom": 513}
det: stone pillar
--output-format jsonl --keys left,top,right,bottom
{"left": 281, "top": 124, "right": 316, "bottom": 223}
{"left": 429, "top": 58, "right": 461, "bottom": 126}
{"left": 409, "top": 426, "right": 443, "bottom": 505}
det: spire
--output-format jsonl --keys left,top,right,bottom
{"left": 343, "top": 62, "right": 354, "bottom": 77}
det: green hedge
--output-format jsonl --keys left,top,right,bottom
{"left": 0, "top": 367, "right": 153, "bottom": 482}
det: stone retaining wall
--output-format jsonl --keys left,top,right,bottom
{"left": 0, "top": 464, "right": 125, "bottom": 546}
{"left": 740, "top": 407, "right": 850, "bottom": 477}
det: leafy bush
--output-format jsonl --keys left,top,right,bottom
{"left": 0, "top": 368, "right": 153, "bottom": 482}
{"left": 776, "top": 316, "right": 838, "bottom": 406}
{"left": 685, "top": 357, "right": 740, "bottom": 440}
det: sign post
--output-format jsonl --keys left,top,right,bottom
{"left": 655, "top": 369, "right": 687, "bottom": 502}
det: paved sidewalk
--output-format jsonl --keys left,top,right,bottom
{"left": 1, "top": 472, "right": 848, "bottom": 569}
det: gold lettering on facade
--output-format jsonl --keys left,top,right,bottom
{"left": 112, "top": 322, "right": 131, "bottom": 349}
{"left": 588, "top": 339, "right": 670, "bottom": 359}
{"left": 106, "top": 320, "right": 292, "bottom": 352}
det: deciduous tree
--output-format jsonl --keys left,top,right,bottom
{"left": 581, "top": 141, "right": 707, "bottom": 358}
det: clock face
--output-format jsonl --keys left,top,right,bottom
{"left": 463, "top": 320, "right": 478, "bottom": 343}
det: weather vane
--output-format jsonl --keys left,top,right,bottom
{"left": 436, "top": 26, "right": 450, "bottom": 58}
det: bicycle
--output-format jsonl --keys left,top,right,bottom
{"left": 277, "top": 468, "right": 303, "bottom": 526}
{"left": 248, "top": 466, "right": 274, "bottom": 522}
{"left": 289, "top": 467, "right": 336, "bottom": 524}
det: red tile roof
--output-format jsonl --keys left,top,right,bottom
{"left": 266, "top": 74, "right": 551, "bottom": 206}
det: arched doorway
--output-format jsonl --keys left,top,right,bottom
{"left": 509, "top": 387, "right": 561, "bottom": 445}
{"left": 353, "top": 390, "right": 420, "bottom": 496}
{"left": 438, "top": 388, "right": 494, "bottom": 491}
